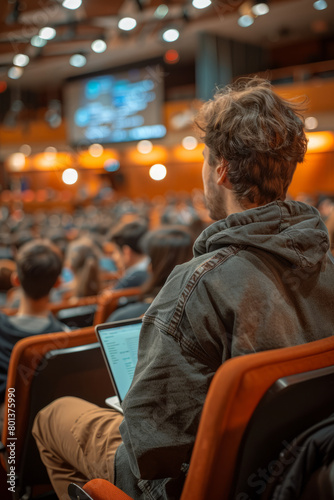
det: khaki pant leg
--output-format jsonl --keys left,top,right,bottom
{"left": 32, "top": 396, "right": 123, "bottom": 500}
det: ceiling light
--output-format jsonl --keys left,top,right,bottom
{"left": 8, "top": 66, "right": 23, "bottom": 79}
{"left": 162, "top": 28, "right": 179, "bottom": 42}
{"left": 39, "top": 27, "right": 56, "bottom": 40}
{"left": 62, "top": 0, "right": 82, "bottom": 9}
{"left": 137, "top": 140, "right": 153, "bottom": 154}
{"left": 118, "top": 17, "right": 137, "bottom": 31}
{"left": 251, "top": 2, "right": 269, "bottom": 16}
{"left": 69, "top": 54, "right": 87, "bottom": 67}
{"left": 91, "top": 39, "right": 107, "bottom": 53}
{"left": 149, "top": 164, "right": 167, "bottom": 181}
{"left": 154, "top": 5, "right": 169, "bottom": 19}
{"left": 313, "top": 0, "right": 327, "bottom": 10}
{"left": 192, "top": 0, "right": 212, "bottom": 9}
{"left": 31, "top": 35, "right": 47, "bottom": 47}
{"left": 13, "top": 54, "right": 29, "bottom": 67}
{"left": 238, "top": 15, "right": 254, "bottom": 27}
{"left": 182, "top": 136, "right": 198, "bottom": 150}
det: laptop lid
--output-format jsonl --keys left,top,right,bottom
{"left": 95, "top": 317, "right": 142, "bottom": 403}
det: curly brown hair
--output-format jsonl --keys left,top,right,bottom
{"left": 195, "top": 77, "right": 308, "bottom": 206}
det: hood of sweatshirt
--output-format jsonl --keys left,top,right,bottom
{"left": 193, "top": 201, "right": 329, "bottom": 269}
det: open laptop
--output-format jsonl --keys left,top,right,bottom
{"left": 95, "top": 317, "right": 142, "bottom": 414}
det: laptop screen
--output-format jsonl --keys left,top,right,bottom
{"left": 96, "top": 318, "right": 142, "bottom": 402}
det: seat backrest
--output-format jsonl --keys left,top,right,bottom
{"left": 1, "top": 326, "right": 115, "bottom": 490}
{"left": 181, "top": 334, "right": 334, "bottom": 500}
{"left": 49, "top": 295, "right": 98, "bottom": 315}
{"left": 94, "top": 287, "right": 141, "bottom": 325}
{"left": 56, "top": 304, "right": 98, "bottom": 328}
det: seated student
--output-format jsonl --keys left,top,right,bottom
{"left": 107, "top": 226, "right": 193, "bottom": 321}
{"left": 33, "top": 78, "right": 334, "bottom": 500}
{"left": 52, "top": 236, "right": 101, "bottom": 301}
{"left": 0, "top": 259, "right": 16, "bottom": 307}
{"left": 0, "top": 239, "right": 67, "bottom": 405}
{"left": 107, "top": 220, "right": 150, "bottom": 290}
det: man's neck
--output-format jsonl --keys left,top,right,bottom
{"left": 17, "top": 294, "right": 50, "bottom": 318}
{"left": 224, "top": 189, "right": 260, "bottom": 218}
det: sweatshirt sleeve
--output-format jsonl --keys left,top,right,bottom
{"left": 119, "top": 316, "right": 216, "bottom": 481}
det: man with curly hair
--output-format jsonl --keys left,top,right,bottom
{"left": 33, "top": 78, "right": 334, "bottom": 500}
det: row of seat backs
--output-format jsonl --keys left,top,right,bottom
{"left": 0, "top": 287, "right": 141, "bottom": 327}
{"left": 70, "top": 333, "right": 334, "bottom": 500}
{"left": 0, "top": 326, "right": 115, "bottom": 492}
{"left": 3, "top": 322, "right": 334, "bottom": 499}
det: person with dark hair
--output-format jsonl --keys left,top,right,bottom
{"left": 107, "top": 220, "right": 150, "bottom": 290}
{"left": 33, "top": 78, "right": 334, "bottom": 500}
{"left": 0, "top": 239, "right": 67, "bottom": 417}
{"left": 107, "top": 226, "right": 194, "bottom": 321}
{"left": 54, "top": 237, "right": 101, "bottom": 300}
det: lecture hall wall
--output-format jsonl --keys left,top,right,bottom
{"left": 1, "top": 80, "right": 334, "bottom": 201}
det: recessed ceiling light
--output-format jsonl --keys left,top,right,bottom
{"left": 238, "top": 15, "right": 254, "bottom": 27}
{"left": 91, "top": 39, "right": 107, "bottom": 53}
{"left": 62, "top": 0, "right": 82, "bottom": 9}
{"left": 8, "top": 66, "right": 23, "bottom": 79}
{"left": 31, "top": 35, "right": 47, "bottom": 47}
{"left": 13, "top": 54, "right": 29, "bottom": 67}
{"left": 154, "top": 5, "right": 169, "bottom": 19}
{"left": 162, "top": 28, "right": 179, "bottom": 42}
{"left": 251, "top": 2, "right": 269, "bottom": 16}
{"left": 313, "top": 0, "right": 327, "bottom": 10}
{"left": 118, "top": 17, "right": 137, "bottom": 31}
{"left": 192, "top": 0, "right": 212, "bottom": 9}
{"left": 69, "top": 54, "right": 87, "bottom": 67}
{"left": 39, "top": 27, "right": 56, "bottom": 40}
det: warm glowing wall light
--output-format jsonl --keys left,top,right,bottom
{"left": 7, "top": 152, "right": 26, "bottom": 171}
{"left": 149, "top": 164, "right": 167, "bottom": 181}
{"left": 62, "top": 168, "right": 78, "bottom": 185}
{"left": 306, "top": 132, "right": 334, "bottom": 153}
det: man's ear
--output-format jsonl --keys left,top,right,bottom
{"left": 217, "top": 162, "right": 233, "bottom": 189}
{"left": 11, "top": 271, "right": 20, "bottom": 288}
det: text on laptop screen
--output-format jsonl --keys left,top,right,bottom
{"left": 100, "top": 323, "right": 140, "bottom": 401}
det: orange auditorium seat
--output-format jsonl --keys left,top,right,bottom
{"left": 68, "top": 334, "right": 334, "bottom": 500}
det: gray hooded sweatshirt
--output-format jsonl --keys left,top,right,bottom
{"left": 115, "top": 200, "right": 334, "bottom": 500}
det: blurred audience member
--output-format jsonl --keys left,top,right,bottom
{"left": 0, "top": 260, "right": 16, "bottom": 307}
{"left": 55, "top": 237, "right": 101, "bottom": 301}
{"left": 108, "top": 226, "right": 193, "bottom": 321}
{"left": 0, "top": 239, "right": 67, "bottom": 415}
{"left": 107, "top": 220, "right": 150, "bottom": 290}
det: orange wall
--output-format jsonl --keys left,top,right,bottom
{"left": 289, "top": 151, "right": 334, "bottom": 198}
